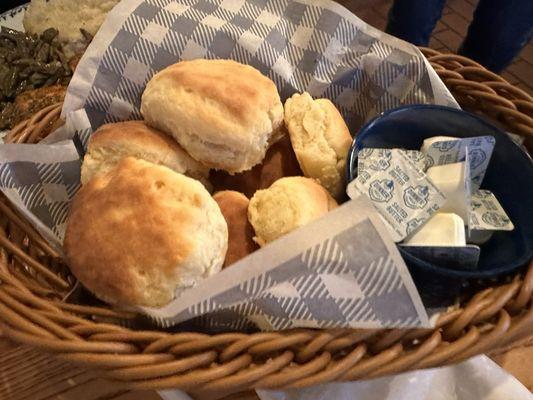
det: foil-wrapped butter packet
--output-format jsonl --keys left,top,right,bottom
{"left": 469, "top": 189, "right": 514, "bottom": 233}
{"left": 422, "top": 136, "right": 496, "bottom": 191}
{"left": 357, "top": 148, "right": 427, "bottom": 180}
{"left": 347, "top": 149, "right": 446, "bottom": 242}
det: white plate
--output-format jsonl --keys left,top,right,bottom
{"left": 0, "top": 4, "right": 27, "bottom": 31}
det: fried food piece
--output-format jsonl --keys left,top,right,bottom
{"left": 0, "top": 84, "right": 66, "bottom": 130}
{"left": 13, "top": 85, "right": 66, "bottom": 119}
{"left": 68, "top": 53, "right": 83, "bottom": 72}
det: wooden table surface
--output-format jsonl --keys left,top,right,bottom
{"left": 1, "top": 332, "right": 531, "bottom": 400}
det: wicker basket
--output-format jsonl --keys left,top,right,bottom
{"left": 0, "top": 49, "right": 532, "bottom": 399}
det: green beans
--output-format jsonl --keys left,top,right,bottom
{"left": 0, "top": 27, "right": 72, "bottom": 107}
{"left": 41, "top": 27, "right": 59, "bottom": 43}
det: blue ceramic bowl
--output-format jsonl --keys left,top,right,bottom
{"left": 346, "top": 105, "right": 533, "bottom": 304}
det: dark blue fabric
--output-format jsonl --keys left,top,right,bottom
{"left": 386, "top": 0, "right": 533, "bottom": 73}
{"left": 458, "top": 0, "right": 533, "bottom": 72}
{"left": 386, "top": 0, "right": 447, "bottom": 46}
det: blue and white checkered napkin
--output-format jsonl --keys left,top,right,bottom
{"left": 0, "top": 0, "right": 459, "bottom": 329}
{"left": 145, "top": 197, "right": 429, "bottom": 330}
{"left": 63, "top": 0, "right": 457, "bottom": 127}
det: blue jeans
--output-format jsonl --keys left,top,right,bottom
{"left": 385, "top": 0, "right": 533, "bottom": 73}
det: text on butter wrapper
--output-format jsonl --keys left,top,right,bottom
{"left": 347, "top": 149, "right": 446, "bottom": 242}
{"left": 469, "top": 189, "right": 513, "bottom": 231}
{"left": 358, "top": 148, "right": 426, "bottom": 177}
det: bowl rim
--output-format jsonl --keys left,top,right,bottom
{"left": 345, "top": 104, "right": 533, "bottom": 280}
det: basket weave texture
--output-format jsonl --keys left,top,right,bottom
{"left": 0, "top": 48, "right": 532, "bottom": 398}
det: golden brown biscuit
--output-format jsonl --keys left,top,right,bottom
{"left": 248, "top": 176, "right": 338, "bottom": 246}
{"left": 81, "top": 120, "right": 210, "bottom": 189}
{"left": 141, "top": 59, "right": 284, "bottom": 173}
{"left": 284, "top": 92, "right": 352, "bottom": 199}
{"left": 213, "top": 191, "right": 258, "bottom": 268}
{"left": 64, "top": 157, "right": 228, "bottom": 308}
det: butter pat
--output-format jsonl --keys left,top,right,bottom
{"left": 422, "top": 135, "right": 495, "bottom": 190}
{"left": 404, "top": 213, "right": 466, "bottom": 246}
{"left": 421, "top": 136, "right": 458, "bottom": 154}
{"left": 427, "top": 162, "right": 469, "bottom": 221}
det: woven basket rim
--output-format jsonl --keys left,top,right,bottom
{"left": 0, "top": 48, "right": 532, "bottom": 397}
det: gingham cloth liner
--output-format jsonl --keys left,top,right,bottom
{"left": 195, "top": 258, "right": 421, "bottom": 331}
{"left": 0, "top": 140, "right": 82, "bottom": 248}
{"left": 152, "top": 218, "right": 424, "bottom": 330}
{"left": 0, "top": 0, "right": 458, "bottom": 329}
{"left": 77, "top": 0, "right": 446, "bottom": 131}
{"left": 0, "top": 161, "right": 79, "bottom": 238}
